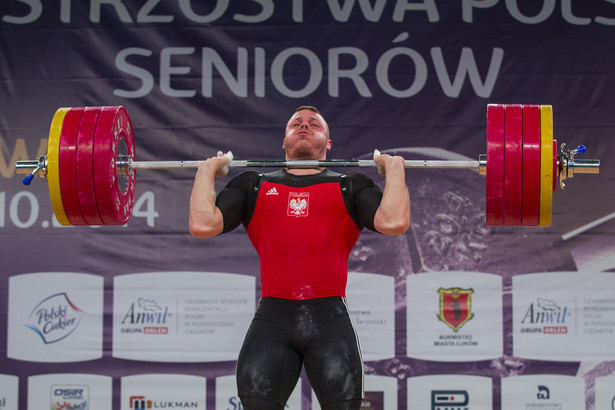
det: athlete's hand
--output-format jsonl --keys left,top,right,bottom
{"left": 204, "top": 151, "right": 233, "bottom": 177}
{"left": 373, "top": 149, "right": 404, "bottom": 176}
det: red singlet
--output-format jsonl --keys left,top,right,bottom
{"left": 216, "top": 169, "right": 383, "bottom": 300}
{"left": 248, "top": 180, "right": 360, "bottom": 299}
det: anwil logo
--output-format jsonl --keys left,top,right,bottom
{"left": 26, "top": 293, "right": 84, "bottom": 344}
{"left": 121, "top": 298, "right": 170, "bottom": 334}
{"left": 520, "top": 298, "right": 570, "bottom": 335}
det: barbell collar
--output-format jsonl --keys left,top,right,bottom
{"left": 18, "top": 155, "right": 47, "bottom": 185}
{"left": 479, "top": 154, "right": 487, "bottom": 176}
{"left": 16, "top": 157, "right": 45, "bottom": 175}
{"left": 567, "top": 158, "right": 601, "bottom": 174}
{"left": 557, "top": 142, "right": 601, "bottom": 189}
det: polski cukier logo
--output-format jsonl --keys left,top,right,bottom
{"left": 26, "top": 292, "right": 84, "bottom": 344}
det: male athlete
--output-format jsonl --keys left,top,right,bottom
{"left": 189, "top": 106, "right": 410, "bottom": 410}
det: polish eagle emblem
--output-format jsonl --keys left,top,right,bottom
{"left": 287, "top": 192, "right": 309, "bottom": 217}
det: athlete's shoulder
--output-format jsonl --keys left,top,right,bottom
{"left": 343, "top": 171, "right": 375, "bottom": 181}
{"left": 226, "top": 170, "right": 262, "bottom": 187}
{"left": 343, "top": 172, "right": 380, "bottom": 190}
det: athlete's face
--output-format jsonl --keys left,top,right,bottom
{"left": 283, "top": 109, "right": 331, "bottom": 160}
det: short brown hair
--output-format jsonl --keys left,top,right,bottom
{"left": 294, "top": 105, "right": 321, "bottom": 114}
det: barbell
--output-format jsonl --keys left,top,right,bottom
{"left": 15, "top": 105, "right": 599, "bottom": 227}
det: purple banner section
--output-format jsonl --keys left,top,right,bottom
{"left": 1, "top": 1, "right": 614, "bottom": 409}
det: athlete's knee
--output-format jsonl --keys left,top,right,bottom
{"left": 306, "top": 356, "right": 364, "bottom": 403}
{"left": 239, "top": 396, "right": 285, "bottom": 410}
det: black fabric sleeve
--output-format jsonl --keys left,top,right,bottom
{"left": 344, "top": 172, "right": 383, "bottom": 232}
{"left": 215, "top": 171, "right": 261, "bottom": 233}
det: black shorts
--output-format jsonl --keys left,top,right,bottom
{"left": 236, "top": 296, "right": 364, "bottom": 408}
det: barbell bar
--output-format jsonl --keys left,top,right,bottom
{"left": 15, "top": 105, "right": 600, "bottom": 227}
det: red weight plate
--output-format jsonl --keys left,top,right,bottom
{"left": 503, "top": 104, "right": 523, "bottom": 226}
{"left": 48, "top": 108, "right": 70, "bottom": 226}
{"left": 59, "top": 107, "right": 86, "bottom": 225}
{"left": 93, "top": 106, "right": 136, "bottom": 225}
{"left": 553, "top": 139, "right": 558, "bottom": 192}
{"left": 486, "top": 104, "right": 505, "bottom": 226}
{"left": 76, "top": 107, "right": 104, "bottom": 225}
{"left": 521, "top": 105, "right": 541, "bottom": 226}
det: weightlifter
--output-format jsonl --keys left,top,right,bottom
{"left": 189, "top": 106, "right": 410, "bottom": 410}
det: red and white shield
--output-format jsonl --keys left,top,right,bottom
{"left": 287, "top": 192, "right": 309, "bottom": 217}
{"left": 437, "top": 287, "right": 474, "bottom": 332}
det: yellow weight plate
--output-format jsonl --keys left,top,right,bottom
{"left": 48, "top": 107, "right": 71, "bottom": 226}
{"left": 539, "top": 105, "right": 553, "bottom": 227}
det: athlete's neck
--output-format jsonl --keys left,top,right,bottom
{"left": 285, "top": 167, "right": 325, "bottom": 175}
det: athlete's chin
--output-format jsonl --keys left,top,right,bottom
{"left": 286, "top": 147, "right": 319, "bottom": 161}
{"left": 286, "top": 143, "right": 328, "bottom": 161}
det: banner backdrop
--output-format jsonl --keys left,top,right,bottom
{"left": 1, "top": 1, "right": 614, "bottom": 409}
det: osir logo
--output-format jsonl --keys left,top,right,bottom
{"left": 51, "top": 385, "right": 89, "bottom": 410}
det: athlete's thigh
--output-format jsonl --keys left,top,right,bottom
{"left": 303, "top": 307, "right": 364, "bottom": 406}
{"left": 236, "top": 316, "right": 303, "bottom": 406}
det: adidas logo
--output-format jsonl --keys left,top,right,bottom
{"left": 266, "top": 187, "right": 279, "bottom": 196}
